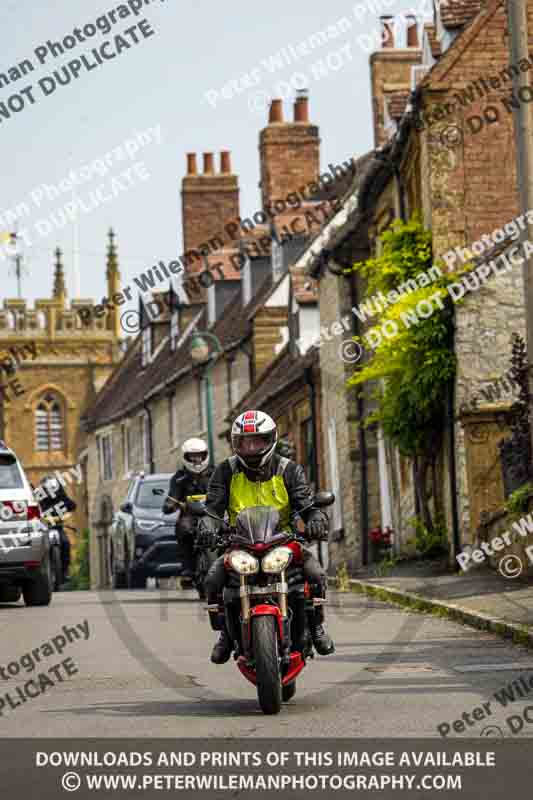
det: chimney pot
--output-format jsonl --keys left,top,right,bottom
{"left": 220, "top": 151, "right": 231, "bottom": 173}
{"left": 294, "top": 93, "right": 309, "bottom": 122}
{"left": 203, "top": 152, "right": 215, "bottom": 174}
{"left": 186, "top": 153, "right": 197, "bottom": 175}
{"left": 269, "top": 99, "right": 284, "bottom": 124}
{"left": 380, "top": 15, "right": 395, "bottom": 48}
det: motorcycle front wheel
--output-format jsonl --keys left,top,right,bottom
{"left": 253, "top": 616, "right": 282, "bottom": 715}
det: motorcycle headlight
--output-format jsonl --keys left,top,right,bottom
{"left": 228, "top": 550, "right": 259, "bottom": 575}
{"left": 262, "top": 546, "right": 293, "bottom": 574}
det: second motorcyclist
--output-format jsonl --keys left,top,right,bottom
{"left": 162, "top": 438, "right": 214, "bottom": 578}
{"left": 37, "top": 475, "right": 77, "bottom": 580}
{"left": 200, "top": 410, "right": 335, "bottom": 664}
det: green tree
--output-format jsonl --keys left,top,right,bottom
{"left": 348, "top": 216, "right": 459, "bottom": 531}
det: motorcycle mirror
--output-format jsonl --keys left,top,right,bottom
{"left": 313, "top": 491, "right": 335, "bottom": 507}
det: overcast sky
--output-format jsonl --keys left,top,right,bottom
{"left": 0, "top": 0, "right": 428, "bottom": 304}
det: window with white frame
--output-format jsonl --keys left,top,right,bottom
{"left": 97, "top": 432, "right": 114, "bottom": 481}
{"left": 168, "top": 393, "right": 179, "bottom": 447}
{"left": 141, "top": 413, "right": 150, "bottom": 467}
{"left": 121, "top": 423, "right": 130, "bottom": 475}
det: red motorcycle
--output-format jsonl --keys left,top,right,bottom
{"left": 191, "top": 492, "right": 335, "bottom": 715}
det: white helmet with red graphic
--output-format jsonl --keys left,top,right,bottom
{"left": 231, "top": 410, "right": 278, "bottom": 472}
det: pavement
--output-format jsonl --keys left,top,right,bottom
{"left": 2, "top": 586, "right": 533, "bottom": 738}
{"left": 342, "top": 560, "right": 533, "bottom": 645}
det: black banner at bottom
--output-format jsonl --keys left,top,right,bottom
{"left": 0, "top": 738, "right": 530, "bottom": 798}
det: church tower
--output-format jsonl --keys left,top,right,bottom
{"left": 0, "top": 235, "right": 123, "bottom": 537}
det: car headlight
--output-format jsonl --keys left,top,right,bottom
{"left": 136, "top": 520, "right": 158, "bottom": 531}
{"left": 262, "top": 546, "right": 293, "bottom": 574}
{"left": 228, "top": 550, "right": 259, "bottom": 575}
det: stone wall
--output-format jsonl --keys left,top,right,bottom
{"left": 317, "top": 266, "right": 363, "bottom": 573}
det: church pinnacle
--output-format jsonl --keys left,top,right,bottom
{"left": 53, "top": 247, "right": 67, "bottom": 306}
{"left": 106, "top": 228, "right": 121, "bottom": 298}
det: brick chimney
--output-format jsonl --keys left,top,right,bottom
{"left": 370, "top": 15, "right": 422, "bottom": 148}
{"left": 181, "top": 150, "right": 240, "bottom": 273}
{"left": 259, "top": 92, "right": 320, "bottom": 211}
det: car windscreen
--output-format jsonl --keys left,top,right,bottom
{"left": 135, "top": 480, "right": 169, "bottom": 510}
{"left": 0, "top": 454, "right": 24, "bottom": 489}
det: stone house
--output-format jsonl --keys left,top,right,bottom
{"left": 294, "top": 0, "right": 530, "bottom": 572}
{"left": 0, "top": 236, "right": 122, "bottom": 540}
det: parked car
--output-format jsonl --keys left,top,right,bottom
{"left": 109, "top": 472, "right": 182, "bottom": 589}
{"left": 0, "top": 440, "right": 53, "bottom": 606}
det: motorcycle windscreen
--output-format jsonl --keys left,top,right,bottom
{"left": 234, "top": 506, "right": 282, "bottom": 545}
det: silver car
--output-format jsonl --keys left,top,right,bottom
{"left": 0, "top": 440, "right": 53, "bottom": 606}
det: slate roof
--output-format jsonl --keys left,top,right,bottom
{"left": 85, "top": 268, "right": 289, "bottom": 430}
{"left": 229, "top": 344, "right": 319, "bottom": 418}
{"left": 84, "top": 306, "right": 207, "bottom": 430}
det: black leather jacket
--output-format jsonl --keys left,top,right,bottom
{"left": 162, "top": 466, "right": 214, "bottom": 514}
{"left": 206, "top": 453, "right": 326, "bottom": 528}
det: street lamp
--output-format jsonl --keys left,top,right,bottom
{"left": 190, "top": 331, "right": 222, "bottom": 466}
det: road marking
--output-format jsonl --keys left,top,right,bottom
{"left": 452, "top": 662, "right": 533, "bottom": 673}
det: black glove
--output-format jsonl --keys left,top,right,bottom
{"left": 197, "top": 516, "right": 219, "bottom": 548}
{"left": 306, "top": 511, "right": 329, "bottom": 541}
{"left": 162, "top": 499, "right": 177, "bottom": 515}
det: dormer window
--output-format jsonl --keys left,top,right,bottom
{"left": 141, "top": 325, "right": 152, "bottom": 367}
{"left": 242, "top": 254, "right": 252, "bottom": 306}
{"left": 272, "top": 239, "right": 283, "bottom": 281}
{"left": 170, "top": 308, "right": 179, "bottom": 351}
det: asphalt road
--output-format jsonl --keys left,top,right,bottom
{"left": 1, "top": 586, "right": 533, "bottom": 739}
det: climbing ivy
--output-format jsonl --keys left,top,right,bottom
{"left": 347, "top": 215, "right": 459, "bottom": 530}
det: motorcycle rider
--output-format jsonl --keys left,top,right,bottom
{"left": 37, "top": 475, "right": 77, "bottom": 579}
{"left": 200, "top": 409, "right": 334, "bottom": 664}
{"left": 162, "top": 438, "right": 214, "bottom": 578}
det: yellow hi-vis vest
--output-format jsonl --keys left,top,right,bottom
{"left": 228, "top": 455, "right": 291, "bottom": 529}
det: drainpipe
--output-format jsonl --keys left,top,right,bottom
{"left": 305, "top": 364, "right": 323, "bottom": 566}
{"left": 393, "top": 164, "right": 407, "bottom": 222}
{"left": 446, "top": 372, "right": 461, "bottom": 561}
{"left": 304, "top": 365, "right": 319, "bottom": 489}
{"left": 143, "top": 401, "right": 155, "bottom": 474}
{"left": 348, "top": 272, "right": 370, "bottom": 567}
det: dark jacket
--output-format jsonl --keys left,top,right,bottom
{"left": 206, "top": 453, "right": 324, "bottom": 525}
{"left": 162, "top": 466, "right": 214, "bottom": 514}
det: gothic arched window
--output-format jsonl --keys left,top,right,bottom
{"left": 35, "top": 393, "right": 64, "bottom": 451}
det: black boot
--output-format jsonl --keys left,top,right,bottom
{"left": 310, "top": 599, "right": 335, "bottom": 655}
{"left": 211, "top": 628, "right": 233, "bottom": 664}
{"left": 311, "top": 622, "right": 335, "bottom": 655}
